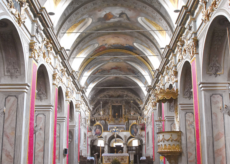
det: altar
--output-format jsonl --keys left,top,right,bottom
{"left": 102, "top": 153, "right": 129, "bottom": 164}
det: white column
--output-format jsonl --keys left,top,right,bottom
{"left": 142, "top": 143, "right": 145, "bottom": 157}
{"left": 129, "top": 151, "right": 135, "bottom": 164}
{"left": 123, "top": 143, "right": 127, "bottom": 153}
{"left": 88, "top": 138, "right": 91, "bottom": 157}
{"left": 104, "top": 143, "right": 108, "bottom": 153}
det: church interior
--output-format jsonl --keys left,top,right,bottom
{"left": 0, "top": 0, "right": 230, "bottom": 164}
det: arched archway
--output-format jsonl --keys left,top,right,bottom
{"left": 108, "top": 134, "right": 123, "bottom": 154}
{"left": 56, "top": 86, "right": 65, "bottom": 163}
{"left": 0, "top": 18, "right": 27, "bottom": 163}
{"left": 34, "top": 63, "right": 52, "bottom": 164}
{"left": 178, "top": 61, "right": 196, "bottom": 164}
{"left": 200, "top": 15, "right": 230, "bottom": 164}
{"left": 0, "top": 19, "right": 25, "bottom": 82}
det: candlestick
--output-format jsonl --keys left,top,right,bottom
{"left": 100, "top": 144, "right": 101, "bottom": 162}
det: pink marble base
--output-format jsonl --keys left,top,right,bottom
{"left": 186, "top": 113, "right": 196, "bottom": 164}
{"left": 56, "top": 124, "right": 60, "bottom": 163}
{"left": 34, "top": 114, "right": 45, "bottom": 164}
{"left": 211, "top": 95, "right": 226, "bottom": 164}
{"left": 2, "top": 97, "right": 17, "bottom": 164}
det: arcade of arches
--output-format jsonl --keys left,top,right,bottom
{"left": 0, "top": 0, "right": 230, "bottom": 164}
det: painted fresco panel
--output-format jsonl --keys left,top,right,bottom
{"left": 211, "top": 94, "right": 226, "bottom": 164}
{"left": 185, "top": 113, "right": 196, "bottom": 164}
{"left": 1, "top": 96, "right": 17, "bottom": 164}
{"left": 34, "top": 114, "right": 46, "bottom": 164}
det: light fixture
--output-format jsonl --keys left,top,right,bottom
{"left": 174, "top": 9, "right": 180, "bottom": 13}
{"left": 48, "top": 12, "right": 55, "bottom": 16}
{"left": 66, "top": 49, "right": 70, "bottom": 52}
{"left": 160, "top": 47, "right": 165, "bottom": 50}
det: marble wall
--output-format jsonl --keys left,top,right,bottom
{"left": 185, "top": 113, "right": 196, "bottom": 164}
{"left": 211, "top": 94, "right": 226, "bottom": 164}
{"left": 1, "top": 96, "right": 17, "bottom": 164}
{"left": 34, "top": 114, "right": 46, "bottom": 164}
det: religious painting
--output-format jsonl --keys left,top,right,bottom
{"left": 112, "top": 105, "right": 122, "bottom": 118}
{"left": 89, "top": 7, "right": 140, "bottom": 23}
{"left": 93, "top": 122, "right": 103, "bottom": 137}
{"left": 129, "top": 123, "right": 138, "bottom": 137}
{"left": 94, "top": 34, "right": 138, "bottom": 54}
{"left": 93, "top": 62, "right": 139, "bottom": 75}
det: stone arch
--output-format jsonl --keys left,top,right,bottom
{"left": 178, "top": 61, "right": 193, "bottom": 102}
{"left": 57, "top": 86, "right": 65, "bottom": 116}
{"left": 202, "top": 15, "right": 230, "bottom": 82}
{"left": 200, "top": 13, "right": 230, "bottom": 164}
{"left": 107, "top": 134, "right": 123, "bottom": 153}
{"left": 36, "top": 64, "right": 51, "bottom": 104}
{"left": 0, "top": 19, "right": 26, "bottom": 83}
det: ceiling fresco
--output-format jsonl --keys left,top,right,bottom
{"left": 93, "top": 34, "right": 139, "bottom": 54}
{"left": 84, "top": 62, "right": 148, "bottom": 87}
{"left": 55, "top": 0, "right": 174, "bottom": 37}
{"left": 89, "top": 7, "right": 139, "bottom": 23}
{"left": 39, "top": 0, "right": 186, "bottom": 114}
{"left": 69, "top": 31, "right": 160, "bottom": 64}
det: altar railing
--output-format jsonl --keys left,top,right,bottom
{"left": 102, "top": 153, "right": 129, "bottom": 164}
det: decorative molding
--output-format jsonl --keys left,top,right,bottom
{"left": 199, "top": 82, "right": 229, "bottom": 91}
{"left": 0, "top": 83, "right": 30, "bottom": 93}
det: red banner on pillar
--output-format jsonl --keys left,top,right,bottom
{"left": 145, "top": 124, "right": 146, "bottom": 155}
{"left": 161, "top": 103, "right": 166, "bottom": 164}
{"left": 53, "top": 88, "right": 58, "bottom": 164}
{"left": 66, "top": 104, "right": 70, "bottom": 164}
{"left": 87, "top": 126, "right": 88, "bottom": 155}
{"left": 78, "top": 113, "right": 81, "bottom": 162}
{"left": 27, "top": 61, "right": 38, "bottom": 164}
{"left": 191, "top": 58, "right": 202, "bottom": 164}
{"left": 152, "top": 113, "right": 155, "bottom": 161}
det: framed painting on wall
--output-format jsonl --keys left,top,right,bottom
{"left": 93, "top": 122, "right": 103, "bottom": 137}
{"left": 129, "top": 123, "right": 138, "bottom": 137}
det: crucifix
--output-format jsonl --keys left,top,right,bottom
{"left": 110, "top": 127, "right": 120, "bottom": 142}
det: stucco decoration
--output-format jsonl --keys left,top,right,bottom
{"left": 183, "top": 69, "right": 192, "bottom": 99}
{"left": 0, "top": 32, "right": 20, "bottom": 77}
{"left": 207, "top": 29, "right": 226, "bottom": 77}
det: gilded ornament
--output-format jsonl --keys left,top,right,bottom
{"left": 29, "top": 41, "right": 39, "bottom": 61}
{"left": 201, "top": 0, "right": 220, "bottom": 23}
{"left": 52, "top": 72, "right": 59, "bottom": 86}
{"left": 154, "top": 88, "right": 178, "bottom": 103}
{"left": 7, "top": 0, "right": 28, "bottom": 26}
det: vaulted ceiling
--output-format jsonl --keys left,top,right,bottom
{"left": 40, "top": 0, "right": 188, "bottom": 114}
